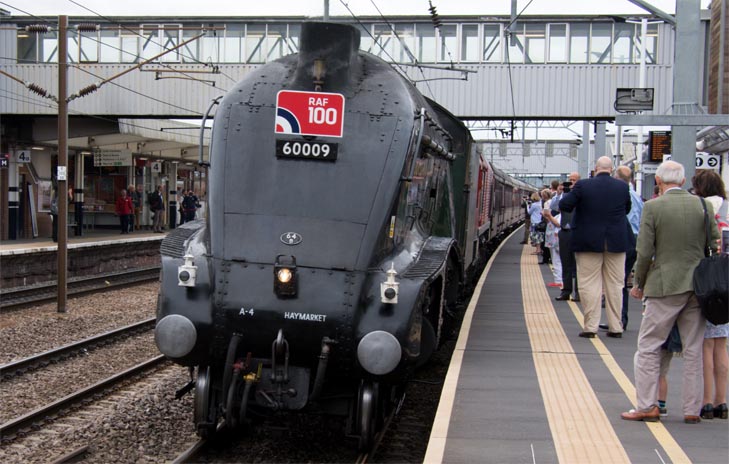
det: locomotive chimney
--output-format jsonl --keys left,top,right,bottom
{"left": 294, "top": 22, "right": 360, "bottom": 91}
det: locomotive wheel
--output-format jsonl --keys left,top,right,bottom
{"left": 358, "top": 381, "right": 378, "bottom": 451}
{"left": 194, "top": 366, "right": 217, "bottom": 438}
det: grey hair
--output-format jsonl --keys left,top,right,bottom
{"left": 655, "top": 160, "right": 685, "bottom": 184}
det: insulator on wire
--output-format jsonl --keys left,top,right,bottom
{"left": 25, "top": 24, "right": 52, "bottom": 34}
{"left": 76, "top": 23, "right": 100, "bottom": 32}
{"left": 78, "top": 83, "right": 99, "bottom": 97}
{"left": 428, "top": 1, "right": 442, "bottom": 29}
{"left": 27, "top": 83, "right": 48, "bottom": 98}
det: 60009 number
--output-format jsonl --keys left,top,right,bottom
{"left": 276, "top": 140, "right": 338, "bottom": 162}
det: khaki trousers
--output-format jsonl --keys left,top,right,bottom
{"left": 575, "top": 251, "right": 625, "bottom": 333}
{"left": 634, "top": 292, "right": 705, "bottom": 415}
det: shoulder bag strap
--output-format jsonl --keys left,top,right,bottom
{"left": 698, "top": 197, "right": 711, "bottom": 257}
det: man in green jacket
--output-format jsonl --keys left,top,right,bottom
{"left": 621, "top": 161, "right": 719, "bottom": 424}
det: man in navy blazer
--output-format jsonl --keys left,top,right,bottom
{"left": 558, "top": 156, "right": 632, "bottom": 338}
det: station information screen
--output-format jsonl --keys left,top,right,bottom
{"left": 649, "top": 131, "right": 671, "bottom": 162}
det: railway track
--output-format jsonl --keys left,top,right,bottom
{"left": 0, "top": 266, "right": 160, "bottom": 311}
{"left": 0, "top": 317, "right": 156, "bottom": 380}
{"left": 0, "top": 355, "right": 168, "bottom": 444}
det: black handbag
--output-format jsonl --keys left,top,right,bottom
{"left": 693, "top": 198, "right": 729, "bottom": 325}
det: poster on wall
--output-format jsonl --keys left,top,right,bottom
{"left": 37, "top": 180, "right": 52, "bottom": 212}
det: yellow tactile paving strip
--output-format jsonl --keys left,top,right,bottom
{"left": 564, "top": 300, "right": 692, "bottom": 464}
{"left": 520, "top": 245, "right": 631, "bottom": 463}
{"left": 425, "top": 231, "right": 695, "bottom": 464}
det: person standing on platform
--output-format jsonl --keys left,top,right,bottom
{"left": 183, "top": 189, "right": 198, "bottom": 222}
{"left": 621, "top": 160, "right": 719, "bottom": 424}
{"left": 615, "top": 166, "right": 643, "bottom": 330}
{"left": 128, "top": 184, "right": 139, "bottom": 233}
{"left": 50, "top": 184, "right": 59, "bottom": 243}
{"left": 527, "top": 192, "right": 544, "bottom": 256}
{"left": 149, "top": 185, "right": 165, "bottom": 233}
{"left": 115, "top": 188, "right": 134, "bottom": 234}
{"left": 691, "top": 169, "right": 729, "bottom": 420}
{"left": 520, "top": 195, "right": 531, "bottom": 245}
{"left": 554, "top": 172, "right": 581, "bottom": 302}
{"left": 558, "top": 157, "right": 631, "bottom": 338}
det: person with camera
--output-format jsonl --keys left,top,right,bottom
{"left": 558, "top": 157, "right": 631, "bottom": 338}
{"left": 553, "top": 172, "right": 581, "bottom": 302}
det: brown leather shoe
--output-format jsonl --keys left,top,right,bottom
{"left": 578, "top": 332, "right": 596, "bottom": 338}
{"left": 684, "top": 415, "right": 701, "bottom": 424}
{"left": 606, "top": 332, "right": 623, "bottom": 338}
{"left": 621, "top": 406, "right": 660, "bottom": 422}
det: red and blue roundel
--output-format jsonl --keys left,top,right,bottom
{"left": 275, "top": 90, "right": 345, "bottom": 138}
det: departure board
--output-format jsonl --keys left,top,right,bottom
{"left": 649, "top": 131, "right": 671, "bottom": 162}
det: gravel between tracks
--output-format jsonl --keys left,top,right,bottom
{"left": 0, "top": 366, "right": 198, "bottom": 464}
{"left": 0, "top": 282, "right": 159, "bottom": 364}
{"left": 0, "top": 332, "right": 159, "bottom": 423}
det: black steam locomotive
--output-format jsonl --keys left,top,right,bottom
{"left": 155, "top": 22, "right": 533, "bottom": 449}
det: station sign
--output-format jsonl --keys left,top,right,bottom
{"left": 93, "top": 149, "right": 132, "bottom": 167}
{"left": 14, "top": 150, "right": 31, "bottom": 163}
{"left": 0, "top": 153, "right": 8, "bottom": 169}
{"left": 275, "top": 90, "right": 345, "bottom": 138}
{"left": 696, "top": 152, "right": 720, "bottom": 170}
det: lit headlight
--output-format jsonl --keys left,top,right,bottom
{"left": 277, "top": 268, "right": 293, "bottom": 283}
{"left": 274, "top": 255, "right": 297, "bottom": 297}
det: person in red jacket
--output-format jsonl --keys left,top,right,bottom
{"left": 115, "top": 188, "right": 134, "bottom": 234}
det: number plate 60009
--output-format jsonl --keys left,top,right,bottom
{"left": 275, "top": 140, "right": 338, "bottom": 162}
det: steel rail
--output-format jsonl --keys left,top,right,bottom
{"left": 0, "top": 266, "right": 160, "bottom": 310}
{"left": 0, "top": 355, "right": 168, "bottom": 443}
{"left": 0, "top": 317, "right": 156, "bottom": 379}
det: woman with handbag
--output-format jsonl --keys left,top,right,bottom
{"left": 692, "top": 169, "right": 728, "bottom": 420}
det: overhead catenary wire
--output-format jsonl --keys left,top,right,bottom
{"left": 68, "top": 64, "right": 204, "bottom": 114}
{"left": 0, "top": 88, "right": 210, "bottom": 142}
{"left": 366, "top": 0, "right": 435, "bottom": 99}
{"left": 336, "top": 0, "right": 416, "bottom": 87}
{"left": 0, "top": 1, "right": 235, "bottom": 89}
{"left": 64, "top": 0, "right": 240, "bottom": 85}
{"left": 502, "top": 0, "right": 537, "bottom": 143}
{"left": 0, "top": 47, "right": 205, "bottom": 115}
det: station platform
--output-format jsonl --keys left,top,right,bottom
{"left": 425, "top": 229, "right": 728, "bottom": 464}
{"left": 0, "top": 229, "right": 166, "bottom": 256}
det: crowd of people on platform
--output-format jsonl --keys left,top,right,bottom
{"left": 522, "top": 157, "right": 728, "bottom": 425}
{"left": 114, "top": 185, "right": 200, "bottom": 234}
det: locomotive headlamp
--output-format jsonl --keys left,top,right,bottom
{"left": 277, "top": 268, "right": 293, "bottom": 284}
{"left": 178, "top": 254, "right": 197, "bottom": 287}
{"left": 357, "top": 330, "right": 402, "bottom": 375}
{"left": 155, "top": 314, "right": 197, "bottom": 358}
{"left": 380, "top": 262, "right": 399, "bottom": 304}
{"left": 274, "top": 255, "right": 298, "bottom": 297}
